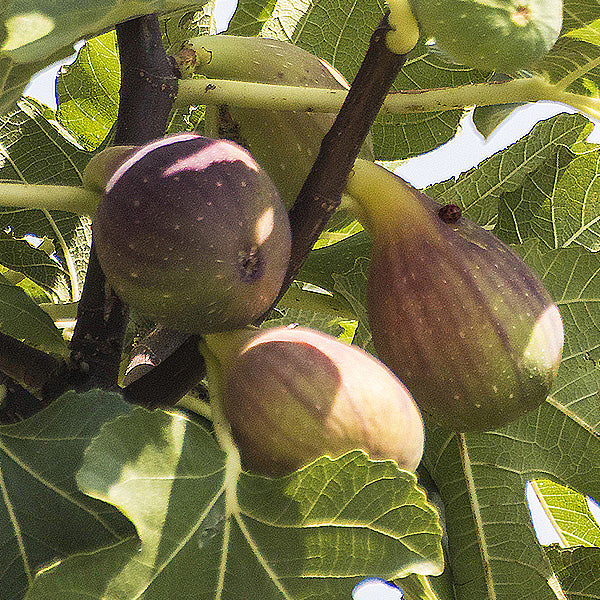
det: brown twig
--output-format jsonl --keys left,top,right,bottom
{"left": 275, "top": 11, "right": 406, "bottom": 300}
{"left": 122, "top": 332, "right": 206, "bottom": 409}
{"left": 69, "top": 14, "right": 179, "bottom": 393}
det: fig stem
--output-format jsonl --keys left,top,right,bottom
{"left": 0, "top": 184, "right": 99, "bottom": 215}
{"left": 344, "top": 158, "right": 418, "bottom": 235}
{"left": 199, "top": 339, "right": 242, "bottom": 506}
{"left": 175, "top": 76, "right": 598, "bottom": 120}
{"left": 386, "top": 0, "right": 420, "bottom": 54}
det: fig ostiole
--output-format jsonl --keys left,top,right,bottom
{"left": 182, "top": 35, "right": 374, "bottom": 210}
{"left": 408, "top": 0, "right": 563, "bottom": 73}
{"left": 203, "top": 326, "right": 425, "bottom": 477}
{"left": 345, "top": 159, "right": 564, "bottom": 432}
{"left": 92, "top": 133, "right": 291, "bottom": 334}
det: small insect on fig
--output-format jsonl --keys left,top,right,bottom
{"left": 438, "top": 204, "right": 462, "bottom": 224}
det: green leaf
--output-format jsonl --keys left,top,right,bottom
{"left": 227, "top": 0, "right": 278, "bottom": 37}
{"left": 540, "top": 0, "right": 600, "bottom": 97}
{"left": 427, "top": 112, "right": 591, "bottom": 228}
{"left": 545, "top": 545, "right": 600, "bottom": 599}
{"left": 495, "top": 144, "right": 578, "bottom": 250}
{"left": 27, "top": 408, "right": 444, "bottom": 599}
{"left": 0, "top": 275, "right": 67, "bottom": 354}
{"left": 530, "top": 479, "right": 600, "bottom": 548}
{"left": 0, "top": 98, "right": 92, "bottom": 301}
{"left": 55, "top": 32, "right": 120, "bottom": 151}
{"left": 0, "top": 390, "right": 135, "bottom": 600}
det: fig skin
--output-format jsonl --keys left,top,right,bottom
{"left": 205, "top": 326, "right": 425, "bottom": 477}
{"left": 92, "top": 133, "right": 291, "bottom": 334}
{"left": 346, "top": 159, "right": 564, "bottom": 432}
{"left": 408, "top": 0, "right": 563, "bottom": 73}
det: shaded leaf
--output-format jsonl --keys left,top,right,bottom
{"left": 545, "top": 545, "right": 600, "bottom": 599}
{"left": 0, "top": 390, "right": 135, "bottom": 600}
{"left": 0, "top": 274, "right": 67, "bottom": 354}
{"left": 27, "top": 408, "right": 444, "bottom": 599}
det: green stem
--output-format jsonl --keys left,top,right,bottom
{"left": 176, "top": 76, "right": 600, "bottom": 121}
{"left": 0, "top": 183, "right": 99, "bottom": 216}
{"left": 198, "top": 339, "right": 242, "bottom": 510}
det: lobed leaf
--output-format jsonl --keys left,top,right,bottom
{"left": 26, "top": 407, "right": 444, "bottom": 599}
{"left": 0, "top": 390, "right": 135, "bottom": 600}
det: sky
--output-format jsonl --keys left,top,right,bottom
{"left": 21, "top": 20, "right": 600, "bottom": 600}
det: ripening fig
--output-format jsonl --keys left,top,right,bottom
{"left": 178, "top": 35, "right": 374, "bottom": 209}
{"left": 204, "top": 326, "right": 425, "bottom": 476}
{"left": 345, "top": 159, "right": 564, "bottom": 432}
{"left": 408, "top": 0, "right": 563, "bottom": 73}
{"left": 92, "top": 133, "right": 291, "bottom": 334}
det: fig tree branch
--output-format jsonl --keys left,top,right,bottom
{"left": 274, "top": 11, "right": 407, "bottom": 302}
{"left": 69, "top": 13, "right": 179, "bottom": 393}
{"left": 121, "top": 12, "right": 409, "bottom": 409}
{"left": 175, "top": 75, "right": 600, "bottom": 121}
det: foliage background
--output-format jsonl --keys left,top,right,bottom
{"left": 1, "top": 0, "right": 600, "bottom": 599}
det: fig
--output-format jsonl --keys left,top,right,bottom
{"left": 345, "top": 159, "right": 564, "bottom": 432}
{"left": 407, "top": 0, "right": 563, "bottom": 73}
{"left": 204, "top": 326, "right": 425, "bottom": 476}
{"left": 92, "top": 133, "right": 291, "bottom": 334}
{"left": 180, "top": 35, "right": 374, "bottom": 209}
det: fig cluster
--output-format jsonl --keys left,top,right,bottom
{"left": 88, "top": 35, "right": 566, "bottom": 478}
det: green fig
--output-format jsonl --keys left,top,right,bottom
{"left": 345, "top": 159, "right": 564, "bottom": 432}
{"left": 178, "top": 35, "right": 374, "bottom": 209}
{"left": 92, "top": 133, "right": 291, "bottom": 334}
{"left": 205, "top": 326, "right": 425, "bottom": 476}
{"left": 407, "top": 0, "right": 563, "bottom": 73}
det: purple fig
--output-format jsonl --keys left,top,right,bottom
{"left": 205, "top": 326, "right": 425, "bottom": 476}
{"left": 92, "top": 133, "right": 291, "bottom": 333}
{"left": 346, "top": 159, "right": 564, "bottom": 432}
